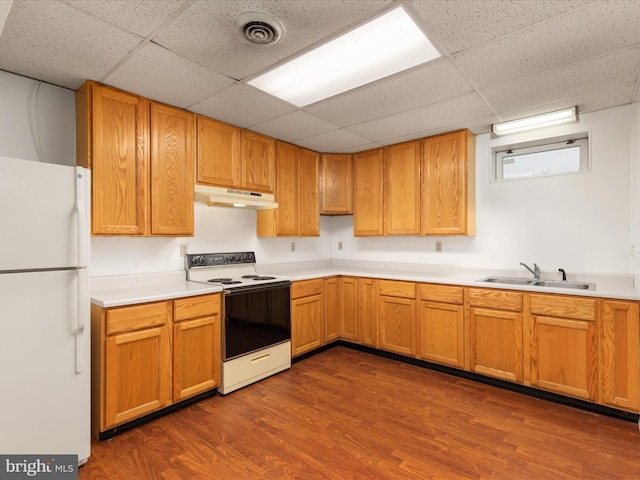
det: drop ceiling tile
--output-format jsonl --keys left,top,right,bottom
{"left": 152, "top": 0, "right": 393, "bottom": 80}
{"left": 104, "top": 43, "right": 235, "bottom": 108}
{"left": 295, "top": 129, "right": 375, "bottom": 153}
{"left": 497, "top": 82, "right": 637, "bottom": 122}
{"left": 482, "top": 47, "right": 640, "bottom": 114}
{"left": 190, "top": 83, "right": 295, "bottom": 128}
{"left": 412, "top": 0, "right": 591, "bottom": 54}
{"left": 348, "top": 93, "right": 493, "bottom": 142}
{"left": 250, "top": 111, "right": 338, "bottom": 143}
{"left": 61, "top": 0, "right": 186, "bottom": 37}
{"left": 305, "top": 58, "right": 474, "bottom": 127}
{"left": 0, "top": 1, "right": 141, "bottom": 89}
{"left": 454, "top": 0, "right": 640, "bottom": 89}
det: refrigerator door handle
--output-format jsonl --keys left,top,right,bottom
{"left": 76, "top": 268, "right": 88, "bottom": 374}
{"left": 75, "top": 167, "right": 89, "bottom": 267}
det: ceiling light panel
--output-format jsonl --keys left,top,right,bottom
{"left": 248, "top": 6, "right": 441, "bottom": 107}
{"left": 492, "top": 107, "right": 578, "bottom": 136}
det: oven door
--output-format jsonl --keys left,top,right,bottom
{"left": 223, "top": 281, "right": 291, "bottom": 361}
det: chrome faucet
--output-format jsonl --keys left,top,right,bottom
{"left": 520, "top": 262, "right": 540, "bottom": 279}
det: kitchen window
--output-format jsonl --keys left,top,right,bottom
{"left": 492, "top": 134, "right": 589, "bottom": 181}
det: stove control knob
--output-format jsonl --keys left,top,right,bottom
{"left": 191, "top": 255, "right": 205, "bottom": 266}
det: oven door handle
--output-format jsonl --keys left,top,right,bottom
{"left": 223, "top": 280, "right": 292, "bottom": 296}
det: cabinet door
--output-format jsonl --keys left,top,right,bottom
{"left": 150, "top": 102, "right": 194, "bottom": 236}
{"left": 422, "top": 129, "right": 475, "bottom": 235}
{"left": 173, "top": 315, "right": 220, "bottom": 401}
{"left": 104, "top": 325, "right": 171, "bottom": 429}
{"left": 324, "top": 277, "right": 339, "bottom": 343}
{"left": 339, "top": 277, "right": 359, "bottom": 341}
{"left": 299, "top": 148, "right": 320, "bottom": 236}
{"left": 468, "top": 307, "right": 522, "bottom": 383}
{"left": 274, "top": 141, "right": 299, "bottom": 236}
{"left": 384, "top": 140, "right": 421, "bottom": 235}
{"left": 291, "top": 294, "right": 324, "bottom": 357}
{"left": 378, "top": 295, "right": 416, "bottom": 356}
{"left": 601, "top": 300, "right": 639, "bottom": 411}
{"left": 90, "top": 84, "right": 149, "bottom": 235}
{"left": 196, "top": 116, "right": 241, "bottom": 188}
{"left": 353, "top": 148, "right": 384, "bottom": 236}
{"left": 418, "top": 300, "right": 464, "bottom": 368}
{"left": 241, "top": 130, "right": 275, "bottom": 193}
{"left": 530, "top": 314, "right": 598, "bottom": 401}
{"left": 358, "top": 278, "right": 378, "bottom": 347}
{"left": 321, "top": 153, "right": 353, "bottom": 214}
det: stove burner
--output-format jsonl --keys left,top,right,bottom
{"left": 253, "top": 276, "right": 276, "bottom": 281}
{"left": 241, "top": 275, "right": 259, "bottom": 278}
{"left": 207, "top": 278, "right": 242, "bottom": 285}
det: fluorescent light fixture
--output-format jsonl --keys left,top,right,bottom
{"left": 492, "top": 107, "right": 578, "bottom": 136}
{"left": 0, "top": 0, "right": 14, "bottom": 36}
{"left": 248, "top": 5, "right": 440, "bottom": 107}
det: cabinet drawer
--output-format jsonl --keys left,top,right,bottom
{"left": 529, "top": 294, "right": 596, "bottom": 321}
{"left": 418, "top": 283, "right": 463, "bottom": 304}
{"left": 291, "top": 279, "right": 323, "bottom": 299}
{"left": 467, "top": 288, "right": 522, "bottom": 312}
{"left": 174, "top": 294, "right": 220, "bottom": 322}
{"left": 106, "top": 301, "right": 171, "bottom": 335}
{"left": 379, "top": 280, "right": 416, "bottom": 299}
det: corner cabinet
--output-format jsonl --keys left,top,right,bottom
{"left": 257, "top": 141, "right": 319, "bottom": 237}
{"left": 320, "top": 153, "right": 353, "bottom": 215}
{"left": 76, "top": 81, "right": 194, "bottom": 237}
{"left": 422, "top": 129, "right": 476, "bottom": 235}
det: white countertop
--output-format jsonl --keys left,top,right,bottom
{"left": 91, "top": 271, "right": 222, "bottom": 308}
{"left": 91, "top": 260, "right": 640, "bottom": 307}
{"left": 258, "top": 259, "right": 640, "bottom": 301}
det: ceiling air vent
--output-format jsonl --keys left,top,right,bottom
{"left": 235, "top": 12, "right": 284, "bottom": 45}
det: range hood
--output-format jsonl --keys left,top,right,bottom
{"left": 194, "top": 184, "right": 278, "bottom": 210}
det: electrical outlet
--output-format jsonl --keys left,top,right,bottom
{"left": 435, "top": 241, "right": 442, "bottom": 253}
{"left": 290, "top": 241, "right": 296, "bottom": 252}
{"left": 180, "top": 244, "right": 188, "bottom": 256}
{"left": 338, "top": 241, "right": 343, "bottom": 250}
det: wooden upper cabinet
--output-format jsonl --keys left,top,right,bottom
{"left": 150, "top": 102, "right": 194, "bottom": 236}
{"left": 353, "top": 148, "right": 384, "bottom": 236}
{"left": 320, "top": 153, "right": 353, "bottom": 215}
{"left": 299, "top": 147, "right": 320, "bottom": 236}
{"left": 241, "top": 130, "right": 275, "bottom": 193}
{"left": 384, "top": 140, "right": 421, "bottom": 235}
{"left": 422, "top": 129, "right": 475, "bottom": 236}
{"left": 76, "top": 81, "right": 195, "bottom": 237}
{"left": 78, "top": 82, "right": 149, "bottom": 235}
{"left": 257, "top": 142, "right": 319, "bottom": 237}
{"left": 196, "top": 116, "right": 241, "bottom": 188}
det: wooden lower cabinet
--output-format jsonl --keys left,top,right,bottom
{"left": 418, "top": 284, "right": 465, "bottom": 369}
{"left": 173, "top": 295, "right": 221, "bottom": 401}
{"left": 467, "top": 288, "right": 523, "bottom": 383}
{"left": 339, "top": 277, "right": 359, "bottom": 342}
{"left": 358, "top": 278, "right": 378, "bottom": 347}
{"left": 92, "top": 293, "right": 221, "bottom": 438}
{"left": 291, "top": 279, "right": 324, "bottom": 357}
{"left": 601, "top": 300, "right": 640, "bottom": 411}
{"left": 527, "top": 294, "right": 598, "bottom": 401}
{"left": 378, "top": 280, "right": 416, "bottom": 356}
{"left": 324, "top": 277, "right": 339, "bottom": 343}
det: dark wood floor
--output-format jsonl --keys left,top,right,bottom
{"left": 79, "top": 346, "right": 640, "bottom": 479}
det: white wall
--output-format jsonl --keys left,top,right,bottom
{"left": 0, "top": 70, "right": 76, "bottom": 166}
{"left": 331, "top": 106, "right": 634, "bottom": 276}
{"left": 633, "top": 102, "right": 640, "bottom": 288}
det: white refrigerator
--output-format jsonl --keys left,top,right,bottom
{"left": 0, "top": 156, "right": 91, "bottom": 464}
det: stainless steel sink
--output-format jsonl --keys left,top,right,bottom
{"left": 476, "top": 276, "right": 596, "bottom": 291}
{"left": 531, "top": 280, "right": 595, "bottom": 290}
{"left": 476, "top": 276, "right": 534, "bottom": 285}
